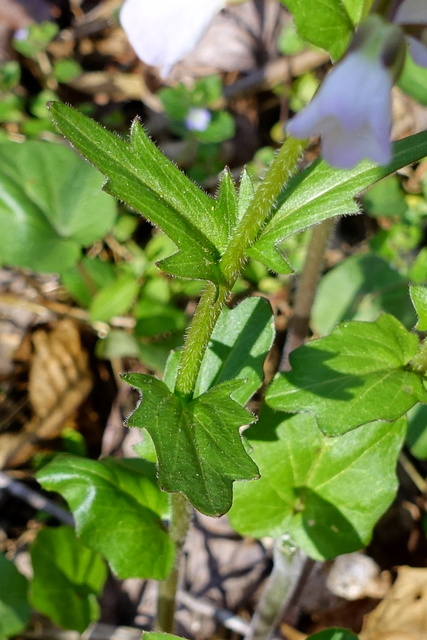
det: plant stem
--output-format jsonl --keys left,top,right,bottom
{"left": 410, "top": 336, "right": 427, "bottom": 375}
{"left": 245, "top": 540, "right": 307, "bottom": 640}
{"left": 280, "top": 217, "right": 335, "bottom": 371}
{"left": 155, "top": 492, "right": 193, "bottom": 633}
{"left": 175, "top": 136, "right": 306, "bottom": 399}
{"left": 162, "top": 136, "right": 306, "bottom": 632}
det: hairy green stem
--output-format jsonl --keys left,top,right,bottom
{"left": 175, "top": 136, "right": 306, "bottom": 399}
{"left": 245, "top": 540, "right": 307, "bottom": 640}
{"left": 158, "top": 137, "right": 306, "bottom": 634}
{"left": 155, "top": 493, "right": 193, "bottom": 633}
{"left": 410, "top": 336, "right": 427, "bottom": 375}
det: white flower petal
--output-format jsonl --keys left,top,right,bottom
{"left": 394, "top": 0, "right": 427, "bottom": 24}
{"left": 120, "top": 0, "right": 225, "bottom": 76}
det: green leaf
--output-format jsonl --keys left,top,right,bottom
{"left": 280, "top": 0, "right": 354, "bottom": 60}
{"left": 407, "top": 403, "right": 427, "bottom": 460}
{"left": 410, "top": 285, "right": 427, "bottom": 331}
{"left": 61, "top": 257, "right": 116, "bottom": 307}
{"left": 30, "top": 526, "right": 107, "bottom": 633}
{"left": 229, "top": 407, "right": 406, "bottom": 560}
{"left": 307, "top": 629, "right": 359, "bottom": 640}
{"left": 144, "top": 634, "right": 185, "bottom": 640}
{"left": 341, "top": 0, "right": 373, "bottom": 23}
{"left": 36, "top": 456, "right": 174, "bottom": 580}
{"left": 266, "top": 314, "right": 427, "bottom": 435}
{"left": 398, "top": 54, "right": 427, "bottom": 106}
{"left": 123, "top": 374, "right": 259, "bottom": 516}
{"left": 0, "top": 555, "right": 30, "bottom": 640}
{"left": 89, "top": 273, "right": 139, "bottom": 323}
{"left": 249, "top": 132, "right": 427, "bottom": 274}
{"left": 48, "top": 102, "right": 238, "bottom": 283}
{"left": 0, "top": 140, "right": 116, "bottom": 273}
{"left": 53, "top": 58, "right": 82, "bottom": 83}
{"left": 312, "top": 254, "right": 414, "bottom": 335}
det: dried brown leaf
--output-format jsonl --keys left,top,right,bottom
{"left": 359, "top": 566, "right": 427, "bottom": 640}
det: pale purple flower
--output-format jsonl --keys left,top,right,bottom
{"left": 287, "top": 49, "right": 394, "bottom": 168}
{"left": 185, "top": 107, "right": 212, "bottom": 132}
{"left": 394, "top": 0, "right": 426, "bottom": 24}
{"left": 287, "top": 15, "right": 406, "bottom": 168}
{"left": 120, "top": 0, "right": 225, "bottom": 77}
{"left": 394, "top": 0, "right": 427, "bottom": 67}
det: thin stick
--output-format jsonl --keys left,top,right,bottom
{"left": 155, "top": 493, "right": 193, "bottom": 633}
{"left": 0, "top": 471, "right": 74, "bottom": 526}
{"left": 280, "top": 218, "right": 336, "bottom": 371}
{"left": 245, "top": 541, "right": 306, "bottom": 640}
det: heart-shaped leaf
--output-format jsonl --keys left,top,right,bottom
{"left": 229, "top": 407, "right": 406, "bottom": 560}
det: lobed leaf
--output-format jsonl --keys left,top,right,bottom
{"left": 48, "top": 102, "right": 240, "bottom": 282}
{"left": 266, "top": 314, "right": 427, "bottom": 435}
{"left": 229, "top": 407, "right": 406, "bottom": 560}
{"left": 249, "top": 132, "right": 427, "bottom": 274}
{"left": 30, "top": 526, "right": 107, "bottom": 633}
{"left": 123, "top": 374, "right": 259, "bottom": 516}
{"left": 37, "top": 456, "right": 174, "bottom": 580}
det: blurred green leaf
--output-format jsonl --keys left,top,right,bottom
{"left": 89, "top": 273, "right": 139, "bottom": 323}
{"left": 0, "top": 95, "right": 24, "bottom": 123}
{"left": 0, "top": 61, "right": 20, "bottom": 91}
{"left": 37, "top": 457, "right": 174, "bottom": 580}
{"left": 13, "top": 22, "right": 58, "bottom": 57}
{"left": 96, "top": 329, "right": 140, "bottom": 359}
{"left": 229, "top": 407, "right": 405, "bottom": 560}
{"left": 0, "top": 140, "right": 116, "bottom": 273}
{"left": 407, "top": 403, "right": 427, "bottom": 460}
{"left": 124, "top": 374, "right": 259, "bottom": 516}
{"left": 363, "top": 175, "right": 407, "bottom": 218}
{"left": 398, "top": 54, "right": 427, "bottom": 106}
{"left": 410, "top": 285, "right": 427, "bottom": 331}
{"left": 279, "top": 0, "right": 353, "bottom": 59}
{"left": 30, "top": 526, "right": 107, "bottom": 633}
{"left": 312, "top": 254, "right": 415, "bottom": 335}
{"left": 53, "top": 59, "right": 82, "bottom": 83}
{"left": 0, "top": 554, "right": 30, "bottom": 640}
{"left": 61, "top": 257, "right": 116, "bottom": 307}
{"left": 267, "top": 314, "right": 427, "bottom": 435}
{"left": 194, "top": 111, "right": 235, "bottom": 143}
{"left": 307, "top": 629, "right": 360, "bottom": 640}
